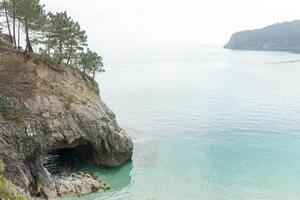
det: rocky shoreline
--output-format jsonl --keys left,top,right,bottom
{"left": 0, "top": 48, "right": 133, "bottom": 199}
{"left": 55, "top": 171, "right": 110, "bottom": 198}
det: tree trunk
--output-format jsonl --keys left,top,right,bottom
{"left": 4, "top": 0, "right": 13, "bottom": 44}
{"left": 93, "top": 70, "right": 96, "bottom": 80}
{"left": 59, "top": 37, "right": 63, "bottom": 52}
{"left": 47, "top": 31, "right": 51, "bottom": 55}
{"left": 66, "top": 53, "right": 71, "bottom": 65}
{"left": 12, "top": 3, "right": 16, "bottom": 48}
{"left": 66, "top": 45, "right": 73, "bottom": 65}
{"left": 25, "top": 19, "right": 33, "bottom": 53}
{"left": 58, "top": 37, "right": 63, "bottom": 64}
{"left": 17, "top": 19, "right": 20, "bottom": 50}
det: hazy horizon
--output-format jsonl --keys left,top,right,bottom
{"left": 41, "top": 0, "right": 300, "bottom": 48}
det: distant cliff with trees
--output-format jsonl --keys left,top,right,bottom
{"left": 0, "top": 0, "right": 104, "bottom": 80}
{"left": 224, "top": 20, "right": 300, "bottom": 53}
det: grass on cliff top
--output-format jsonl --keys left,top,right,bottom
{"left": 0, "top": 160, "right": 26, "bottom": 200}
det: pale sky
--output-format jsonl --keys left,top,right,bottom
{"left": 41, "top": 0, "right": 300, "bottom": 47}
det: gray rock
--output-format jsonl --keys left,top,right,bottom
{"left": 55, "top": 172, "right": 106, "bottom": 198}
{"left": 0, "top": 49, "right": 133, "bottom": 199}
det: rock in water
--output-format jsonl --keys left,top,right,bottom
{"left": 55, "top": 172, "right": 107, "bottom": 197}
{"left": 0, "top": 48, "right": 133, "bottom": 199}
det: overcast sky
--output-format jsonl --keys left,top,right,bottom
{"left": 41, "top": 0, "right": 300, "bottom": 47}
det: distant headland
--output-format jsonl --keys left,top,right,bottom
{"left": 224, "top": 20, "right": 300, "bottom": 53}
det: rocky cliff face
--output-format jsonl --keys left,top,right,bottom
{"left": 224, "top": 20, "right": 300, "bottom": 52}
{"left": 0, "top": 48, "right": 133, "bottom": 199}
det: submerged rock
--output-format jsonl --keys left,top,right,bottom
{"left": 0, "top": 48, "right": 133, "bottom": 199}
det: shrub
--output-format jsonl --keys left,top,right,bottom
{"left": 0, "top": 160, "right": 26, "bottom": 200}
{"left": 0, "top": 106, "right": 24, "bottom": 125}
{"left": 15, "top": 115, "right": 24, "bottom": 125}
{"left": 0, "top": 160, "right": 4, "bottom": 174}
{"left": 39, "top": 52, "right": 56, "bottom": 67}
{"left": 0, "top": 106, "right": 12, "bottom": 121}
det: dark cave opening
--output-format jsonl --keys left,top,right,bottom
{"left": 43, "top": 144, "right": 96, "bottom": 175}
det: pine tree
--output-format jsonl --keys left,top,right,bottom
{"left": 0, "top": 0, "right": 105, "bottom": 78}
{"left": 90, "top": 52, "right": 104, "bottom": 79}
{"left": 65, "top": 21, "right": 87, "bottom": 65}
{"left": 0, "top": 0, "right": 13, "bottom": 44}
{"left": 6, "top": 0, "right": 18, "bottom": 48}
{"left": 78, "top": 49, "right": 104, "bottom": 80}
{"left": 0, "top": 0, "right": 23, "bottom": 49}
{"left": 15, "top": 0, "right": 45, "bottom": 55}
{"left": 47, "top": 11, "right": 69, "bottom": 59}
{"left": 47, "top": 11, "right": 87, "bottom": 64}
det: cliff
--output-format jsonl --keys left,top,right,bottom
{"left": 224, "top": 20, "right": 300, "bottom": 52}
{"left": 0, "top": 48, "right": 133, "bottom": 199}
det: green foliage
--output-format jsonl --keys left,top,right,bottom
{"left": 0, "top": 0, "right": 105, "bottom": 80}
{"left": 0, "top": 160, "right": 4, "bottom": 174}
{"left": 15, "top": 0, "right": 46, "bottom": 30}
{"left": 0, "top": 187, "right": 26, "bottom": 200}
{"left": 0, "top": 33, "right": 13, "bottom": 48}
{"left": 78, "top": 48, "right": 104, "bottom": 79}
{"left": 15, "top": 0, "right": 46, "bottom": 53}
{"left": 46, "top": 11, "right": 87, "bottom": 64}
{"left": 39, "top": 52, "right": 55, "bottom": 66}
{"left": 15, "top": 115, "right": 23, "bottom": 125}
{"left": 0, "top": 106, "right": 12, "bottom": 120}
{"left": 0, "top": 160, "right": 26, "bottom": 200}
{"left": 0, "top": 106, "right": 24, "bottom": 125}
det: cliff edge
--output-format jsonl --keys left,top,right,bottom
{"left": 0, "top": 48, "right": 133, "bottom": 199}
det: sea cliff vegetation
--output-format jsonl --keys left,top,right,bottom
{"left": 0, "top": 48, "right": 133, "bottom": 199}
{"left": 0, "top": 1, "right": 133, "bottom": 199}
{"left": 0, "top": 0, "right": 103, "bottom": 79}
{"left": 0, "top": 160, "right": 26, "bottom": 200}
{"left": 224, "top": 20, "right": 300, "bottom": 53}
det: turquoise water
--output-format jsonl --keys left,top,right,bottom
{"left": 64, "top": 45, "right": 300, "bottom": 200}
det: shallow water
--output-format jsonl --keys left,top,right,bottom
{"left": 63, "top": 45, "right": 300, "bottom": 200}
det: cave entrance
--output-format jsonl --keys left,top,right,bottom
{"left": 43, "top": 144, "right": 96, "bottom": 175}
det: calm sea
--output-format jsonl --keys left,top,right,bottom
{"left": 63, "top": 45, "right": 300, "bottom": 200}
